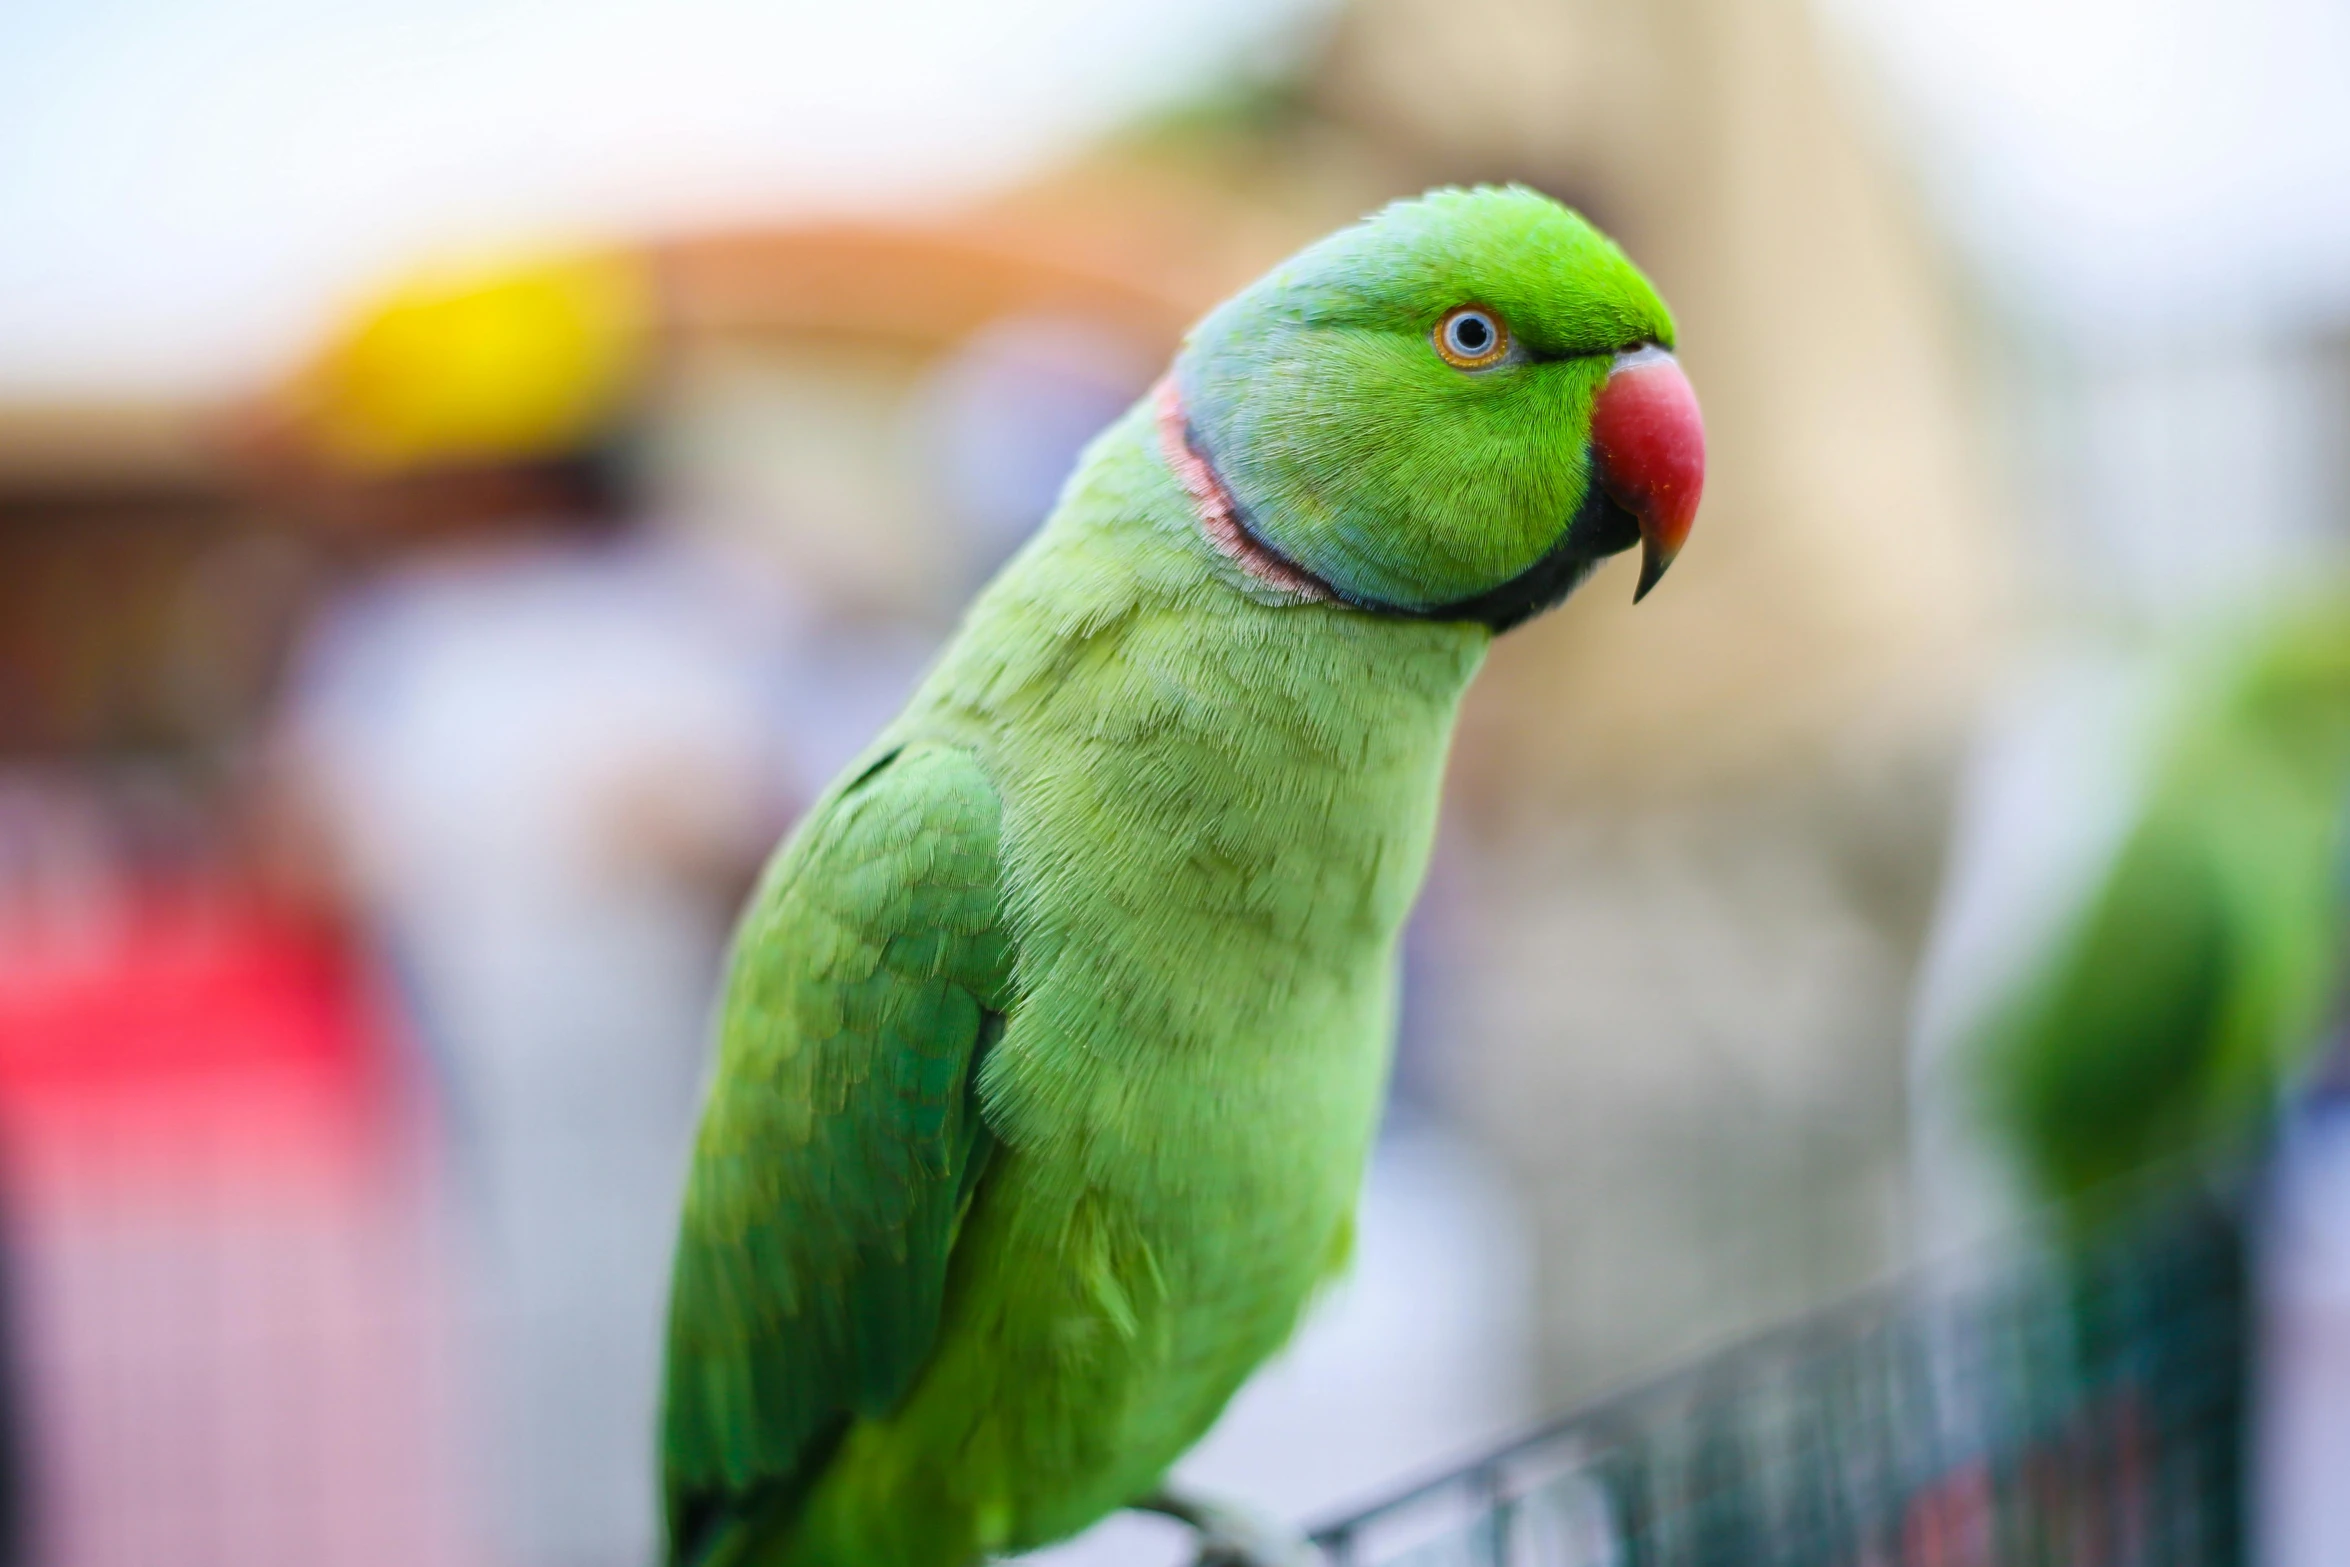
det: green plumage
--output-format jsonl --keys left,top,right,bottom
{"left": 661, "top": 188, "right": 1676, "bottom": 1566}
{"left": 1975, "top": 599, "right": 2350, "bottom": 1226}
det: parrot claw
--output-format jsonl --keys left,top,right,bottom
{"left": 1133, "top": 1489, "right": 1317, "bottom": 1567}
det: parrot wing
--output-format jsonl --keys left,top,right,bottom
{"left": 1980, "top": 807, "right": 2233, "bottom": 1211}
{"left": 660, "top": 741, "right": 1015, "bottom": 1559}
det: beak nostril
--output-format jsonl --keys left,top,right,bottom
{"left": 1611, "top": 342, "right": 1675, "bottom": 372}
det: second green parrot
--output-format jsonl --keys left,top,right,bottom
{"left": 1971, "top": 601, "right": 2350, "bottom": 1229}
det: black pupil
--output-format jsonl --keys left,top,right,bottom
{"left": 1453, "top": 315, "right": 1492, "bottom": 352}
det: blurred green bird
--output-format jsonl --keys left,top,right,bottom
{"left": 658, "top": 187, "right": 1705, "bottom": 1567}
{"left": 1973, "top": 599, "right": 2350, "bottom": 1231}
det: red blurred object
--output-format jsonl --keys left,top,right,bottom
{"left": 0, "top": 882, "right": 475, "bottom": 1567}
{"left": 0, "top": 890, "right": 403, "bottom": 1200}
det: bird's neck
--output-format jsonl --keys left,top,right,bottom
{"left": 917, "top": 398, "right": 1489, "bottom": 755}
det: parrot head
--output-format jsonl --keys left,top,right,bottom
{"left": 1168, "top": 186, "right": 1702, "bottom": 630}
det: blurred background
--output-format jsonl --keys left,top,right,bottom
{"left": 1, "top": 0, "right": 2347, "bottom": 1563}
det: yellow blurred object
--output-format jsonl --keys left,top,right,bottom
{"left": 290, "top": 251, "right": 653, "bottom": 475}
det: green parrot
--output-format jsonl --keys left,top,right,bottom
{"left": 1972, "top": 598, "right": 2350, "bottom": 1231}
{"left": 659, "top": 186, "right": 1706, "bottom": 1567}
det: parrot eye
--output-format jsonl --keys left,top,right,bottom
{"left": 1434, "top": 305, "right": 1511, "bottom": 370}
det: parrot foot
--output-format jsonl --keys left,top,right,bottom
{"left": 1133, "top": 1488, "right": 1316, "bottom": 1567}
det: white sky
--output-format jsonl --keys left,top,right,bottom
{"left": 5, "top": 0, "right": 2348, "bottom": 393}
{"left": 0, "top": 0, "right": 1327, "bottom": 395}
{"left": 1824, "top": 0, "right": 2350, "bottom": 347}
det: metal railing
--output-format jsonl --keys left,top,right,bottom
{"left": 1309, "top": 1191, "right": 2248, "bottom": 1567}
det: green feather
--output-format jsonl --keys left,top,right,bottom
{"left": 664, "top": 743, "right": 1012, "bottom": 1560}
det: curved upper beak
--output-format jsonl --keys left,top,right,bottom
{"left": 1590, "top": 346, "right": 1705, "bottom": 602}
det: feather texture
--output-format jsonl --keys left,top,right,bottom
{"left": 664, "top": 742, "right": 1012, "bottom": 1559}
{"left": 664, "top": 403, "right": 1483, "bottom": 1565}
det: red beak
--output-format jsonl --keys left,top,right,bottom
{"left": 1590, "top": 346, "right": 1705, "bottom": 602}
